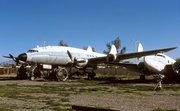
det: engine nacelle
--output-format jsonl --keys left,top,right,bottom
{"left": 173, "top": 61, "right": 180, "bottom": 74}
{"left": 75, "top": 58, "right": 88, "bottom": 68}
{"left": 138, "top": 62, "right": 147, "bottom": 73}
{"left": 106, "top": 54, "right": 116, "bottom": 62}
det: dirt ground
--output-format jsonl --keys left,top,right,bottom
{"left": 0, "top": 74, "right": 180, "bottom": 111}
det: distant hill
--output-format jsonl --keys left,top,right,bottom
{"left": 0, "top": 60, "right": 15, "bottom": 65}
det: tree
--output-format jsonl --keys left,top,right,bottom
{"left": 58, "top": 40, "right": 68, "bottom": 46}
{"left": 120, "top": 46, "right": 126, "bottom": 54}
{"left": 104, "top": 37, "right": 126, "bottom": 54}
{"left": 176, "top": 58, "right": 180, "bottom": 62}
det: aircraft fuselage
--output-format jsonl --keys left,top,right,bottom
{"left": 19, "top": 45, "right": 106, "bottom": 66}
{"left": 144, "top": 53, "right": 176, "bottom": 74}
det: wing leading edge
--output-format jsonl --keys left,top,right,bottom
{"left": 116, "top": 47, "right": 177, "bottom": 61}
{"left": 88, "top": 47, "right": 177, "bottom": 64}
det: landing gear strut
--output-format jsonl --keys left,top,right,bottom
{"left": 29, "top": 64, "right": 69, "bottom": 81}
{"left": 153, "top": 74, "right": 165, "bottom": 90}
{"left": 87, "top": 71, "right": 96, "bottom": 80}
{"left": 29, "top": 64, "right": 38, "bottom": 80}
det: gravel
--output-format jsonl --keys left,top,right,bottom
{"left": 0, "top": 74, "right": 180, "bottom": 111}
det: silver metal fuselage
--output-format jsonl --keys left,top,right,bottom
{"left": 23, "top": 46, "right": 106, "bottom": 66}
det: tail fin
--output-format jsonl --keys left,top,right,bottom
{"left": 109, "top": 45, "right": 117, "bottom": 55}
{"left": 137, "top": 43, "right": 143, "bottom": 52}
{"left": 87, "top": 46, "right": 93, "bottom": 52}
{"left": 137, "top": 43, "right": 143, "bottom": 60}
{"left": 106, "top": 45, "right": 117, "bottom": 62}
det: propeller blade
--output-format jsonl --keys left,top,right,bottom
{"left": 9, "top": 54, "right": 20, "bottom": 64}
{"left": 9, "top": 54, "right": 16, "bottom": 61}
{"left": 67, "top": 50, "right": 73, "bottom": 62}
{"left": 19, "top": 60, "right": 25, "bottom": 64}
{"left": 3, "top": 55, "right": 12, "bottom": 58}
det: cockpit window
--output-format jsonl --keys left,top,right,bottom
{"left": 156, "top": 53, "right": 165, "bottom": 58}
{"left": 28, "top": 50, "right": 39, "bottom": 52}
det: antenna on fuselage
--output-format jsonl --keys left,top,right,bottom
{"left": 41, "top": 41, "right": 46, "bottom": 47}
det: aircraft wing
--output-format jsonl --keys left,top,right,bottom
{"left": 87, "top": 47, "right": 177, "bottom": 65}
{"left": 116, "top": 47, "right": 177, "bottom": 61}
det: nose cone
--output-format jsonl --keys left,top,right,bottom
{"left": 144, "top": 56, "right": 154, "bottom": 66}
{"left": 18, "top": 53, "right": 27, "bottom": 61}
{"left": 144, "top": 56, "right": 162, "bottom": 73}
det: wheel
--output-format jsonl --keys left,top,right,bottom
{"left": 140, "top": 75, "right": 145, "bottom": 81}
{"left": 30, "top": 76, "right": 35, "bottom": 80}
{"left": 56, "top": 68, "right": 69, "bottom": 81}
{"left": 88, "top": 72, "right": 96, "bottom": 80}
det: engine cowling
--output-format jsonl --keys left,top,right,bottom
{"left": 106, "top": 54, "right": 116, "bottom": 62}
{"left": 138, "top": 62, "right": 147, "bottom": 73}
{"left": 75, "top": 58, "right": 88, "bottom": 68}
{"left": 173, "top": 61, "right": 180, "bottom": 74}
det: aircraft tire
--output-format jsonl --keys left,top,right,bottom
{"left": 56, "top": 68, "right": 69, "bottom": 81}
{"left": 140, "top": 75, "right": 145, "bottom": 81}
{"left": 30, "top": 76, "right": 35, "bottom": 81}
{"left": 88, "top": 72, "right": 96, "bottom": 80}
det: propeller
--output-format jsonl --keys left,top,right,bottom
{"left": 67, "top": 50, "right": 76, "bottom": 73}
{"left": 9, "top": 54, "right": 20, "bottom": 64}
{"left": 67, "top": 50, "right": 74, "bottom": 63}
{"left": 67, "top": 50, "right": 85, "bottom": 64}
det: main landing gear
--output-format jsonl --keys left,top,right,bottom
{"left": 29, "top": 64, "right": 96, "bottom": 81}
{"left": 49, "top": 67, "right": 69, "bottom": 81}
{"left": 29, "top": 65, "right": 69, "bottom": 81}
{"left": 87, "top": 71, "right": 96, "bottom": 80}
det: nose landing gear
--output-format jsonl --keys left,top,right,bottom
{"left": 153, "top": 74, "right": 165, "bottom": 90}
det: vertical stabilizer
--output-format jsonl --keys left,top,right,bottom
{"left": 109, "top": 45, "right": 117, "bottom": 55}
{"left": 106, "top": 45, "right": 117, "bottom": 62}
{"left": 137, "top": 43, "right": 143, "bottom": 60}
{"left": 87, "top": 46, "right": 93, "bottom": 52}
{"left": 137, "top": 43, "right": 143, "bottom": 52}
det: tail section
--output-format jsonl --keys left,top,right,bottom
{"left": 137, "top": 43, "right": 143, "bottom": 60}
{"left": 137, "top": 43, "right": 143, "bottom": 52}
{"left": 87, "top": 46, "right": 93, "bottom": 52}
{"left": 109, "top": 44, "right": 117, "bottom": 55}
{"left": 106, "top": 45, "right": 117, "bottom": 62}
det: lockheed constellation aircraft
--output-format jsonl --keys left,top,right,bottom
{"left": 3, "top": 44, "right": 177, "bottom": 81}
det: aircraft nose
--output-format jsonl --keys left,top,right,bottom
{"left": 18, "top": 53, "right": 27, "bottom": 61}
{"left": 144, "top": 56, "right": 154, "bottom": 66}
